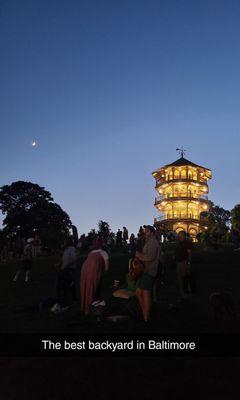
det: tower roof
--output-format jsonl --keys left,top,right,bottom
{"left": 152, "top": 156, "right": 211, "bottom": 175}
{"left": 165, "top": 157, "right": 210, "bottom": 170}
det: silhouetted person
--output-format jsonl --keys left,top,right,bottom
{"left": 51, "top": 238, "right": 78, "bottom": 313}
{"left": 135, "top": 225, "right": 160, "bottom": 322}
{"left": 123, "top": 227, "right": 129, "bottom": 245}
{"left": 13, "top": 238, "right": 34, "bottom": 283}
{"left": 116, "top": 229, "right": 122, "bottom": 248}
{"left": 175, "top": 231, "right": 193, "bottom": 300}
{"left": 129, "top": 233, "right": 136, "bottom": 255}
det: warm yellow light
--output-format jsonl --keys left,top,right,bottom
{"left": 154, "top": 159, "right": 212, "bottom": 235}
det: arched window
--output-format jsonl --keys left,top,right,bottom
{"left": 189, "top": 228, "right": 197, "bottom": 236}
{"left": 174, "top": 170, "right": 180, "bottom": 179}
{"left": 176, "top": 226, "right": 185, "bottom": 233}
{"left": 181, "top": 169, "right": 187, "bottom": 179}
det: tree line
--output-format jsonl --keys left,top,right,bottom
{"left": 0, "top": 181, "right": 239, "bottom": 250}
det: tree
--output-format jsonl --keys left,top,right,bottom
{"left": 86, "top": 229, "right": 97, "bottom": 242}
{"left": 231, "top": 204, "right": 240, "bottom": 231}
{"left": 0, "top": 181, "right": 53, "bottom": 214}
{"left": 98, "top": 220, "right": 110, "bottom": 243}
{"left": 0, "top": 181, "right": 72, "bottom": 248}
{"left": 85, "top": 229, "right": 97, "bottom": 250}
{"left": 208, "top": 202, "right": 231, "bottom": 226}
{"left": 205, "top": 202, "right": 231, "bottom": 241}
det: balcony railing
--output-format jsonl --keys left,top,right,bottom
{"left": 155, "top": 177, "right": 208, "bottom": 186}
{"left": 154, "top": 214, "right": 201, "bottom": 222}
{"left": 155, "top": 194, "right": 208, "bottom": 204}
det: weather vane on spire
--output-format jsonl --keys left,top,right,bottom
{"left": 176, "top": 146, "right": 186, "bottom": 158}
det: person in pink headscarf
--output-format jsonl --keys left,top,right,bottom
{"left": 80, "top": 237, "right": 109, "bottom": 315}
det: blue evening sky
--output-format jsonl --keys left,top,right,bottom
{"left": 0, "top": 0, "right": 240, "bottom": 235}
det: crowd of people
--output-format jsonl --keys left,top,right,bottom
{"left": 8, "top": 223, "right": 196, "bottom": 324}
{"left": 7, "top": 221, "right": 239, "bottom": 325}
{"left": 0, "top": 231, "right": 43, "bottom": 264}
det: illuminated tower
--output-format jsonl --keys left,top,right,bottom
{"left": 152, "top": 149, "right": 212, "bottom": 238}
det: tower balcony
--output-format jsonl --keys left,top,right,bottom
{"left": 154, "top": 215, "right": 201, "bottom": 224}
{"left": 154, "top": 194, "right": 209, "bottom": 206}
{"left": 155, "top": 177, "right": 208, "bottom": 188}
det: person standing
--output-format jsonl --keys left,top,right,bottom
{"left": 135, "top": 225, "right": 160, "bottom": 322}
{"left": 13, "top": 238, "right": 34, "bottom": 283}
{"left": 116, "top": 229, "right": 122, "bottom": 248}
{"left": 33, "top": 232, "right": 42, "bottom": 257}
{"left": 123, "top": 227, "right": 129, "bottom": 245}
{"left": 175, "top": 231, "right": 193, "bottom": 300}
{"left": 129, "top": 233, "right": 136, "bottom": 256}
{"left": 51, "top": 237, "right": 78, "bottom": 313}
{"left": 153, "top": 237, "right": 165, "bottom": 302}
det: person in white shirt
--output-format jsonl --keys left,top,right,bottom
{"left": 13, "top": 238, "right": 34, "bottom": 283}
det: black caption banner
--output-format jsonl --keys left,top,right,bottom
{"left": 0, "top": 334, "right": 240, "bottom": 357}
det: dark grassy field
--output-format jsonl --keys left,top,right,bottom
{"left": 1, "top": 247, "right": 240, "bottom": 399}
{"left": 1, "top": 245, "right": 240, "bottom": 333}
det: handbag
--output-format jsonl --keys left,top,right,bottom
{"left": 128, "top": 257, "right": 145, "bottom": 282}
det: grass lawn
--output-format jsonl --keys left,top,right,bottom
{"left": 1, "top": 247, "right": 240, "bottom": 400}
{"left": 1, "top": 245, "right": 240, "bottom": 334}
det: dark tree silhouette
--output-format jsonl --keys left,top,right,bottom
{"left": 0, "top": 181, "right": 53, "bottom": 214}
{"left": 0, "top": 181, "right": 72, "bottom": 247}
{"left": 203, "top": 202, "right": 231, "bottom": 242}
{"left": 98, "top": 220, "right": 110, "bottom": 243}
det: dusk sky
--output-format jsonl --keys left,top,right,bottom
{"left": 1, "top": 0, "right": 240, "bottom": 235}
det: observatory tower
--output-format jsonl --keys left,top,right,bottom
{"left": 152, "top": 149, "right": 212, "bottom": 238}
